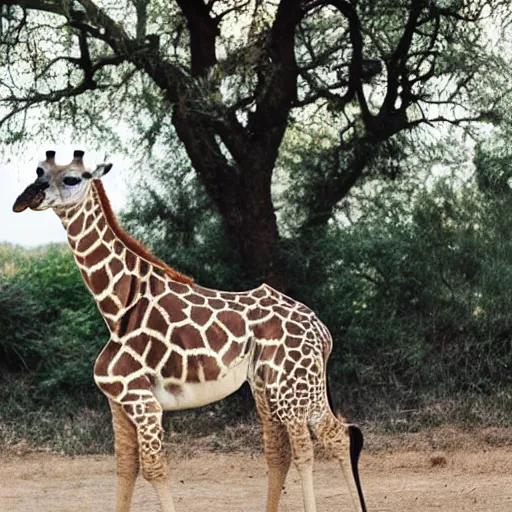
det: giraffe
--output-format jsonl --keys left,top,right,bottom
{"left": 13, "top": 150, "right": 368, "bottom": 512}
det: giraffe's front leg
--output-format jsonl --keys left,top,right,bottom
{"left": 109, "top": 400, "right": 139, "bottom": 512}
{"left": 122, "top": 394, "right": 176, "bottom": 512}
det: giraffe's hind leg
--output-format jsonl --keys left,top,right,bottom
{"left": 286, "top": 421, "right": 317, "bottom": 512}
{"left": 255, "top": 396, "right": 292, "bottom": 512}
{"left": 262, "top": 420, "right": 292, "bottom": 512}
{"left": 314, "top": 412, "right": 367, "bottom": 512}
{"left": 110, "top": 400, "right": 139, "bottom": 512}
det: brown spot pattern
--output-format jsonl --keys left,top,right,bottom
{"left": 286, "top": 336, "right": 302, "bottom": 348}
{"left": 113, "top": 351, "right": 143, "bottom": 376}
{"left": 145, "top": 338, "right": 168, "bottom": 369}
{"left": 122, "top": 392, "right": 141, "bottom": 401}
{"left": 117, "top": 297, "right": 149, "bottom": 337}
{"left": 186, "top": 294, "right": 206, "bottom": 305}
{"left": 208, "top": 298, "right": 225, "bottom": 310}
{"left": 85, "top": 243, "right": 110, "bottom": 267}
{"left": 110, "top": 258, "right": 123, "bottom": 277}
{"left": 126, "top": 251, "right": 136, "bottom": 272}
{"left": 146, "top": 306, "right": 168, "bottom": 332}
{"left": 94, "top": 342, "right": 122, "bottom": 375}
{"left": 222, "top": 342, "right": 243, "bottom": 366}
{"left": 149, "top": 276, "right": 165, "bottom": 296}
{"left": 126, "top": 335, "right": 149, "bottom": 356}
{"left": 217, "top": 311, "right": 245, "bottom": 337}
{"left": 260, "top": 345, "right": 277, "bottom": 361}
{"left": 67, "top": 213, "right": 84, "bottom": 237}
{"left": 253, "top": 315, "right": 284, "bottom": 340}
{"left": 113, "top": 274, "right": 132, "bottom": 304}
{"left": 160, "top": 350, "right": 183, "bottom": 379}
{"left": 113, "top": 241, "right": 124, "bottom": 255}
{"left": 103, "top": 227, "right": 114, "bottom": 244}
{"left": 99, "top": 381, "right": 123, "bottom": 397}
{"left": 205, "top": 323, "right": 229, "bottom": 351}
{"left": 247, "top": 308, "right": 264, "bottom": 321}
{"left": 168, "top": 282, "right": 189, "bottom": 295}
{"left": 274, "top": 306, "right": 290, "bottom": 318}
{"left": 187, "top": 354, "right": 220, "bottom": 382}
{"left": 89, "top": 266, "right": 109, "bottom": 295}
{"left": 289, "top": 349, "right": 302, "bottom": 361}
{"left": 76, "top": 229, "right": 97, "bottom": 252}
{"left": 171, "top": 324, "right": 204, "bottom": 350}
{"left": 284, "top": 359, "right": 295, "bottom": 374}
{"left": 84, "top": 215, "right": 94, "bottom": 230}
{"left": 286, "top": 321, "right": 305, "bottom": 336}
{"left": 193, "top": 285, "right": 217, "bottom": 297}
{"left": 99, "top": 296, "right": 118, "bottom": 316}
{"left": 139, "top": 260, "right": 150, "bottom": 277}
{"left": 190, "top": 306, "right": 212, "bottom": 326}
{"left": 127, "top": 376, "right": 151, "bottom": 390}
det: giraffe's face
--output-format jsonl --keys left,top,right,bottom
{"left": 12, "top": 151, "right": 112, "bottom": 213}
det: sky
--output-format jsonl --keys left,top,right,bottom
{"left": 0, "top": 143, "right": 129, "bottom": 247}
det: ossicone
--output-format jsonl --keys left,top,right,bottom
{"left": 45, "top": 150, "right": 56, "bottom": 163}
{"left": 73, "top": 150, "right": 85, "bottom": 164}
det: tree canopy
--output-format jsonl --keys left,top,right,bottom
{"left": 1, "top": 0, "right": 512, "bottom": 288}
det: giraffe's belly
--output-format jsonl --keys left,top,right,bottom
{"left": 154, "top": 359, "right": 249, "bottom": 411}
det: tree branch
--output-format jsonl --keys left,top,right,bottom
{"left": 382, "top": 1, "right": 425, "bottom": 115}
{"left": 175, "top": 0, "right": 218, "bottom": 77}
{"left": 247, "top": 0, "right": 301, "bottom": 148}
{"left": 0, "top": 79, "right": 106, "bottom": 128}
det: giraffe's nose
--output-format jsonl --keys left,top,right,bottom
{"left": 12, "top": 182, "right": 47, "bottom": 212}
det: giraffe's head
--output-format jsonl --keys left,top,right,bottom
{"left": 12, "top": 150, "right": 112, "bottom": 213}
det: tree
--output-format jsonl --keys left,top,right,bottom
{"left": 1, "top": 0, "right": 511, "bottom": 289}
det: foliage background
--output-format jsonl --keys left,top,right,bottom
{"left": 3, "top": 158, "right": 512, "bottom": 453}
{"left": 2, "top": 0, "right": 512, "bottom": 454}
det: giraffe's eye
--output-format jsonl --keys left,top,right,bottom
{"left": 63, "top": 176, "right": 82, "bottom": 186}
{"left": 36, "top": 167, "right": 44, "bottom": 178}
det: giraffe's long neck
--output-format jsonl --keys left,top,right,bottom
{"left": 54, "top": 181, "right": 188, "bottom": 335}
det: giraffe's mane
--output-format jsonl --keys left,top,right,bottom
{"left": 92, "top": 180, "right": 194, "bottom": 285}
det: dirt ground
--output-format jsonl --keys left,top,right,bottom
{"left": 1, "top": 439, "right": 512, "bottom": 512}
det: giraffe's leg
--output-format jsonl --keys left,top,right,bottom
{"left": 109, "top": 400, "right": 139, "bottom": 512}
{"left": 261, "top": 420, "right": 292, "bottom": 512}
{"left": 286, "top": 422, "right": 316, "bottom": 512}
{"left": 122, "top": 395, "right": 175, "bottom": 512}
{"left": 255, "top": 394, "right": 292, "bottom": 512}
{"left": 314, "top": 412, "right": 367, "bottom": 512}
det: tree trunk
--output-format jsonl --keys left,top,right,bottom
{"left": 172, "top": 108, "right": 286, "bottom": 291}
{"left": 231, "top": 161, "right": 284, "bottom": 291}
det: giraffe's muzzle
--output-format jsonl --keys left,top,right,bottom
{"left": 12, "top": 182, "right": 46, "bottom": 213}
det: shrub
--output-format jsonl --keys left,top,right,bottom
{"left": 0, "top": 244, "right": 108, "bottom": 395}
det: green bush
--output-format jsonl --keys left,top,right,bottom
{"left": 282, "top": 180, "right": 512, "bottom": 419}
{"left": 0, "top": 275, "right": 43, "bottom": 370}
{"left": 0, "top": 244, "right": 108, "bottom": 396}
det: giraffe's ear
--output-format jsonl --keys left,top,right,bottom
{"left": 86, "top": 163, "right": 113, "bottom": 179}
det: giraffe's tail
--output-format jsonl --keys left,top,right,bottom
{"left": 319, "top": 377, "right": 368, "bottom": 512}
{"left": 347, "top": 423, "right": 367, "bottom": 512}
